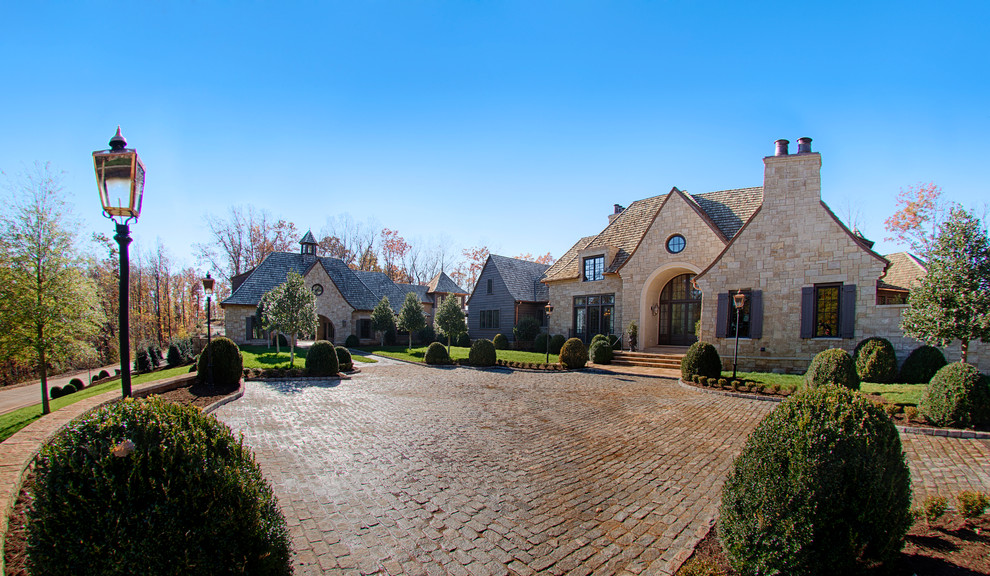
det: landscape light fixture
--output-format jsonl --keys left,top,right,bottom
{"left": 203, "top": 273, "right": 215, "bottom": 387}
{"left": 732, "top": 291, "right": 747, "bottom": 379}
{"left": 93, "top": 127, "right": 146, "bottom": 398}
{"left": 544, "top": 303, "right": 554, "bottom": 364}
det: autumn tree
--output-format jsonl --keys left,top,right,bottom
{"left": 516, "top": 252, "right": 556, "bottom": 265}
{"left": 380, "top": 228, "right": 411, "bottom": 282}
{"left": 434, "top": 293, "right": 466, "bottom": 354}
{"left": 397, "top": 292, "right": 426, "bottom": 351}
{"left": 1, "top": 164, "right": 102, "bottom": 413}
{"left": 370, "top": 296, "right": 395, "bottom": 347}
{"left": 319, "top": 214, "right": 378, "bottom": 270}
{"left": 460, "top": 245, "right": 490, "bottom": 293}
{"left": 261, "top": 272, "right": 317, "bottom": 366}
{"left": 901, "top": 207, "right": 990, "bottom": 363}
{"left": 195, "top": 205, "right": 298, "bottom": 283}
{"left": 884, "top": 183, "right": 945, "bottom": 257}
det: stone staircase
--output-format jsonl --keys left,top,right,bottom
{"left": 611, "top": 350, "right": 684, "bottom": 371}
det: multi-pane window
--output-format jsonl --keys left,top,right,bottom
{"left": 583, "top": 256, "right": 604, "bottom": 282}
{"left": 573, "top": 294, "right": 615, "bottom": 340}
{"left": 359, "top": 319, "right": 372, "bottom": 339}
{"left": 726, "top": 290, "right": 752, "bottom": 338}
{"left": 815, "top": 284, "right": 840, "bottom": 337}
{"left": 480, "top": 310, "right": 500, "bottom": 329}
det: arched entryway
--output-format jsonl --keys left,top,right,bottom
{"left": 318, "top": 315, "right": 335, "bottom": 343}
{"left": 656, "top": 273, "right": 701, "bottom": 346}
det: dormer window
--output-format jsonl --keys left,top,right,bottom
{"left": 583, "top": 256, "right": 604, "bottom": 282}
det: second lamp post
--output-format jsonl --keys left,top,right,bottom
{"left": 203, "top": 273, "right": 215, "bottom": 387}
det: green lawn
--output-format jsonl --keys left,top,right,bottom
{"left": 240, "top": 345, "right": 378, "bottom": 368}
{"left": 0, "top": 365, "right": 192, "bottom": 443}
{"left": 727, "top": 370, "right": 925, "bottom": 405}
{"left": 358, "top": 345, "right": 558, "bottom": 365}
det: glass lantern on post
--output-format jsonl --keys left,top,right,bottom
{"left": 544, "top": 303, "right": 554, "bottom": 364}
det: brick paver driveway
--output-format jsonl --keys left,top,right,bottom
{"left": 216, "top": 362, "right": 990, "bottom": 576}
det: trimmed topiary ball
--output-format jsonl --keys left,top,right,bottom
{"left": 853, "top": 337, "right": 898, "bottom": 383}
{"left": 335, "top": 346, "right": 353, "bottom": 372}
{"left": 719, "top": 385, "right": 912, "bottom": 575}
{"left": 899, "top": 345, "right": 948, "bottom": 384}
{"left": 344, "top": 334, "right": 360, "bottom": 348}
{"left": 805, "top": 348, "right": 860, "bottom": 390}
{"left": 49, "top": 386, "right": 63, "bottom": 399}
{"left": 920, "top": 362, "right": 990, "bottom": 428}
{"left": 549, "top": 334, "right": 566, "bottom": 355}
{"left": 589, "top": 340, "right": 613, "bottom": 365}
{"left": 681, "top": 341, "right": 721, "bottom": 380}
{"left": 61, "top": 382, "right": 78, "bottom": 395}
{"left": 69, "top": 377, "right": 85, "bottom": 391}
{"left": 469, "top": 339, "right": 497, "bottom": 367}
{"left": 425, "top": 341, "right": 451, "bottom": 365}
{"left": 98, "top": 370, "right": 110, "bottom": 380}
{"left": 27, "top": 397, "right": 292, "bottom": 576}
{"left": 455, "top": 332, "right": 471, "bottom": 348}
{"left": 305, "top": 340, "right": 339, "bottom": 376}
{"left": 559, "top": 338, "right": 589, "bottom": 370}
{"left": 197, "top": 337, "right": 243, "bottom": 388}
{"left": 493, "top": 333, "right": 509, "bottom": 350}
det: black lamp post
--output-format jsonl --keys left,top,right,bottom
{"left": 732, "top": 291, "right": 746, "bottom": 379}
{"left": 93, "top": 127, "right": 146, "bottom": 398}
{"left": 544, "top": 302, "right": 554, "bottom": 364}
{"left": 202, "top": 273, "right": 215, "bottom": 387}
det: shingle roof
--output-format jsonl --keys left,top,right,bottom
{"left": 544, "top": 187, "right": 763, "bottom": 282}
{"left": 300, "top": 230, "right": 316, "bottom": 245}
{"left": 879, "top": 252, "right": 927, "bottom": 291}
{"left": 427, "top": 271, "right": 468, "bottom": 295}
{"left": 221, "top": 253, "right": 380, "bottom": 310}
{"left": 352, "top": 271, "right": 433, "bottom": 313}
{"left": 488, "top": 254, "right": 551, "bottom": 302}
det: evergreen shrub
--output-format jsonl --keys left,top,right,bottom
{"left": 305, "top": 340, "right": 339, "bottom": 376}
{"left": 513, "top": 317, "right": 541, "bottom": 343}
{"left": 559, "top": 338, "right": 588, "bottom": 370}
{"left": 98, "top": 370, "right": 110, "bottom": 380}
{"left": 534, "top": 333, "right": 549, "bottom": 354}
{"left": 719, "top": 385, "right": 912, "bottom": 575}
{"left": 549, "top": 335, "right": 566, "bottom": 355}
{"left": 853, "top": 337, "right": 898, "bottom": 383}
{"left": 197, "top": 337, "right": 243, "bottom": 387}
{"left": 49, "top": 386, "right": 63, "bottom": 399}
{"left": 134, "top": 349, "right": 152, "bottom": 374}
{"left": 417, "top": 324, "right": 436, "bottom": 344}
{"left": 920, "top": 362, "right": 990, "bottom": 428}
{"left": 469, "top": 339, "right": 497, "bottom": 367}
{"left": 493, "top": 333, "right": 509, "bottom": 350}
{"left": 589, "top": 340, "right": 613, "bottom": 365}
{"left": 455, "top": 332, "right": 470, "bottom": 348}
{"left": 425, "top": 342, "right": 451, "bottom": 365}
{"left": 26, "top": 398, "right": 291, "bottom": 576}
{"left": 147, "top": 345, "right": 161, "bottom": 368}
{"left": 344, "top": 334, "right": 360, "bottom": 348}
{"left": 899, "top": 345, "right": 948, "bottom": 384}
{"left": 805, "top": 348, "right": 860, "bottom": 390}
{"left": 335, "top": 346, "right": 353, "bottom": 372}
{"left": 166, "top": 344, "right": 185, "bottom": 368}
{"left": 69, "top": 378, "right": 85, "bottom": 391}
{"left": 680, "top": 341, "right": 721, "bottom": 380}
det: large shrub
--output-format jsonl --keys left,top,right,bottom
{"left": 166, "top": 343, "right": 186, "bottom": 368}
{"left": 920, "top": 362, "right": 990, "bottom": 428}
{"left": 534, "top": 333, "right": 549, "bottom": 353}
{"left": 680, "top": 341, "right": 721, "bottom": 380}
{"left": 455, "top": 332, "right": 471, "bottom": 348}
{"left": 147, "top": 344, "right": 162, "bottom": 368}
{"left": 133, "top": 348, "right": 152, "bottom": 374}
{"left": 805, "top": 348, "right": 860, "bottom": 391}
{"left": 853, "top": 337, "right": 897, "bottom": 383}
{"left": 719, "top": 385, "right": 912, "bottom": 575}
{"left": 493, "top": 333, "right": 509, "bottom": 350}
{"left": 335, "top": 346, "right": 353, "bottom": 372}
{"left": 417, "top": 324, "right": 437, "bottom": 344}
{"left": 27, "top": 398, "right": 291, "bottom": 576}
{"left": 469, "top": 339, "right": 497, "bottom": 367}
{"left": 589, "top": 340, "right": 613, "bottom": 365}
{"left": 899, "top": 345, "right": 948, "bottom": 384}
{"left": 69, "top": 377, "right": 85, "bottom": 391}
{"left": 559, "top": 338, "right": 588, "bottom": 370}
{"left": 305, "top": 340, "right": 339, "bottom": 376}
{"left": 513, "top": 317, "right": 541, "bottom": 343}
{"left": 549, "top": 334, "right": 566, "bottom": 355}
{"left": 425, "top": 341, "right": 451, "bottom": 365}
{"left": 344, "top": 334, "right": 360, "bottom": 348}
{"left": 197, "top": 337, "right": 243, "bottom": 388}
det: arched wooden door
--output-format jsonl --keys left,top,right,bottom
{"left": 657, "top": 273, "right": 701, "bottom": 346}
{"left": 318, "top": 316, "right": 335, "bottom": 343}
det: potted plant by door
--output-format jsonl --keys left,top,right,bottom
{"left": 627, "top": 321, "right": 638, "bottom": 352}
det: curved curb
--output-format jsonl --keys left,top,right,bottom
{"left": 203, "top": 379, "right": 246, "bottom": 415}
{"left": 678, "top": 378, "right": 990, "bottom": 439}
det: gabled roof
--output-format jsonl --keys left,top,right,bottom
{"left": 427, "top": 271, "right": 468, "bottom": 295}
{"left": 879, "top": 252, "right": 927, "bottom": 291}
{"left": 544, "top": 187, "right": 763, "bottom": 282}
{"left": 221, "top": 252, "right": 380, "bottom": 310}
{"left": 300, "top": 230, "right": 317, "bottom": 245}
{"left": 353, "top": 271, "right": 431, "bottom": 313}
{"left": 487, "top": 254, "right": 550, "bottom": 302}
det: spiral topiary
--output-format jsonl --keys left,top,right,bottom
{"left": 493, "top": 333, "right": 509, "bottom": 350}
{"left": 589, "top": 340, "right": 613, "bottom": 365}
{"left": 559, "top": 338, "right": 589, "bottom": 370}
{"left": 549, "top": 334, "right": 566, "bottom": 355}
{"left": 27, "top": 397, "right": 291, "bottom": 575}
{"left": 719, "top": 385, "right": 912, "bottom": 575}
{"left": 197, "top": 337, "right": 243, "bottom": 388}
{"left": 305, "top": 340, "right": 339, "bottom": 376}
{"left": 899, "top": 345, "right": 948, "bottom": 384}
{"left": 680, "top": 341, "right": 721, "bottom": 380}
{"left": 335, "top": 346, "right": 353, "bottom": 372}
{"left": 853, "top": 337, "right": 897, "bottom": 383}
{"left": 344, "top": 334, "right": 360, "bottom": 348}
{"left": 805, "top": 348, "right": 860, "bottom": 390}
{"left": 425, "top": 341, "right": 451, "bottom": 365}
{"left": 469, "top": 339, "right": 497, "bottom": 367}
{"left": 920, "top": 362, "right": 990, "bottom": 428}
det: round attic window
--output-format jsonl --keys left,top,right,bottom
{"left": 312, "top": 284, "right": 324, "bottom": 296}
{"left": 666, "top": 234, "right": 686, "bottom": 254}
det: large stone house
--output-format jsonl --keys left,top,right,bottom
{"left": 466, "top": 254, "right": 549, "bottom": 342}
{"left": 544, "top": 138, "right": 988, "bottom": 373}
{"left": 220, "top": 231, "right": 467, "bottom": 345}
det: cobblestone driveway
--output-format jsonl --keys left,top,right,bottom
{"left": 216, "top": 362, "right": 990, "bottom": 576}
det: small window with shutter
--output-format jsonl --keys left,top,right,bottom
{"left": 801, "top": 284, "right": 856, "bottom": 339}
{"left": 716, "top": 290, "right": 763, "bottom": 339}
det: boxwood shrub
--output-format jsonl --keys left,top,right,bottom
{"left": 680, "top": 341, "right": 721, "bottom": 380}
{"left": 899, "top": 345, "right": 948, "bottom": 384}
{"left": 853, "top": 337, "right": 897, "bottom": 383}
{"left": 197, "top": 337, "right": 243, "bottom": 387}
{"left": 425, "top": 341, "right": 451, "bottom": 365}
{"left": 469, "top": 339, "right": 497, "bottom": 367}
{"left": 133, "top": 348, "right": 152, "bottom": 374}
{"left": 344, "top": 334, "right": 360, "bottom": 348}
{"left": 920, "top": 362, "right": 990, "bottom": 428}
{"left": 305, "top": 340, "right": 339, "bottom": 376}
{"left": 493, "top": 333, "right": 509, "bottom": 350}
{"left": 719, "top": 385, "right": 911, "bottom": 575}
{"left": 805, "top": 348, "right": 860, "bottom": 390}
{"left": 335, "top": 346, "right": 353, "bottom": 372}
{"left": 589, "top": 340, "right": 613, "bottom": 365}
{"left": 27, "top": 397, "right": 291, "bottom": 576}
{"left": 49, "top": 386, "right": 63, "bottom": 399}
{"left": 69, "top": 377, "right": 85, "bottom": 391}
{"left": 534, "top": 333, "right": 549, "bottom": 353}
{"left": 549, "top": 334, "right": 566, "bottom": 355}
{"left": 559, "top": 338, "right": 589, "bottom": 370}
{"left": 455, "top": 332, "right": 471, "bottom": 348}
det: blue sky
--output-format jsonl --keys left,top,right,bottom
{"left": 2, "top": 2, "right": 988, "bottom": 271}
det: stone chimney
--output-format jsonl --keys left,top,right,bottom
{"left": 763, "top": 137, "right": 821, "bottom": 212}
{"left": 608, "top": 204, "right": 625, "bottom": 224}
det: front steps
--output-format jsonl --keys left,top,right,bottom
{"left": 611, "top": 350, "right": 684, "bottom": 371}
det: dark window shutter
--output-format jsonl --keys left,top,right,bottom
{"left": 800, "top": 286, "right": 815, "bottom": 338}
{"left": 246, "top": 316, "right": 253, "bottom": 341}
{"left": 715, "top": 293, "right": 729, "bottom": 338}
{"left": 841, "top": 284, "right": 857, "bottom": 339}
{"left": 750, "top": 290, "right": 764, "bottom": 339}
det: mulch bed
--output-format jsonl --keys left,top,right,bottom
{"left": 679, "top": 515, "right": 990, "bottom": 576}
{"left": 3, "top": 382, "right": 240, "bottom": 575}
